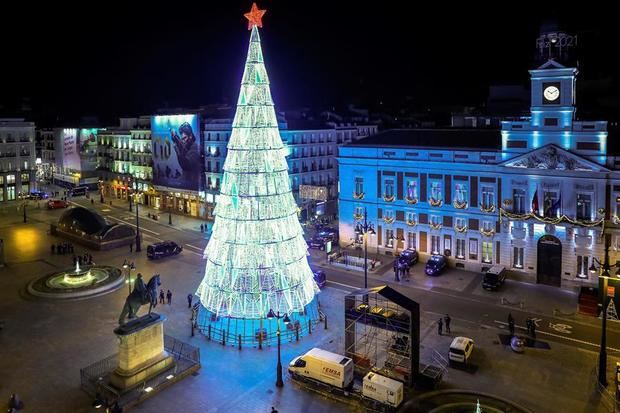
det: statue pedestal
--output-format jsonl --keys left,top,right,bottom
{"left": 109, "top": 313, "right": 175, "bottom": 391}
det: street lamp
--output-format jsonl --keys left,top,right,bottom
{"left": 123, "top": 260, "right": 136, "bottom": 294}
{"left": 588, "top": 233, "right": 620, "bottom": 387}
{"left": 131, "top": 192, "right": 141, "bottom": 252}
{"left": 98, "top": 179, "right": 105, "bottom": 203}
{"left": 354, "top": 208, "right": 376, "bottom": 300}
{"left": 267, "top": 309, "right": 290, "bottom": 388}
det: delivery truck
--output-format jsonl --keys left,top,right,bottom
{"left": 362, "top": 371, "right": 403, "bottom": 408}
{"left": 288, "top": 347, "right": 354, "bottom": 389}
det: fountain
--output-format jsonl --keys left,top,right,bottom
{"left": 28, "top": 263, "right": 124, "bottom": 300}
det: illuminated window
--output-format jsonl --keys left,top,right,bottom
{"left": 431, "top": 235, "right": 440, "bottom": 254}
{"left": 576, "top": 255, "right": 589, "bottom": 278}
{"left": 406, "top": 211, "right": 416, "bottom": 223}
{"left": 384, "top": 179, "right": 394, "bottom": 198}
{"left": 386, "top": 229, "right": 394, "bottom": 248}
{"left": 406, "top": 180, "right": 417, "bottom": 199}
{"left": 6, "top": 175, "right": 15, "bottom": 184}
{"left": 469, "top": 239, "right": 478, "bottom": 260}
{"left": 576, "top": 193, "right": 592, "bottom": 221}
{"left": 482, "top": 221, "right": 493, "bottom": 232}
{"left": 355, "top": 177, "right": 364, "bottom": 195}
{"left": 513, "top": 188, "right": 526, "bottom": 214}
{"left": 481, "top": 186, "right": 494, "bottom": 209}
{"left": 407, "top": 232, "right": 416, "bottom": 249}
{"left": 430, "top": 215, "right": 441, "bottom": 226}
{"left": 430, "top": 181, "right": 442, "bottom": 201}
{"left": 454, "top": 183, "right": 467, "bottom": 203}
{"left": 456, "top": 239, "right": 465, "bottom": 259}
{"left": 455, "top": 217, "right": 466, "bottom": 229}
{"left": 543, "top": 191, "right": 560, "bottom": 218}
{"left": 513, "top": 247, "right": 524, "bottom": 269}
{"left": 482, "top": 241, "right": 493, "bottom": 264}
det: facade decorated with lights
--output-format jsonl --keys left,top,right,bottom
{"left": 339, "top": 59, "right": 620, "bottom": 290}
{"left": 195, "top": 7, "right": 319, "bottom": 344}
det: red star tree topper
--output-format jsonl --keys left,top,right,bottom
{"left": 244, "top": 2, "right": 266, "bottom": 30}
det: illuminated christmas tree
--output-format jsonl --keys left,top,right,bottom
{"left": 195, "top": 3, "right": 319, "bottom": 343}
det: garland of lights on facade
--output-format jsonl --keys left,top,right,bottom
{"left": 195, "top": 5, "right": 318, "bottom": 319}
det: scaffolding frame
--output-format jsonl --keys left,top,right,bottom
{"left": 344, "top": 286, "right": 419, "bottom": 388}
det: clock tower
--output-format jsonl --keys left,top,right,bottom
{"left": 529, "top": 59, "right": 577, "bottom": 130}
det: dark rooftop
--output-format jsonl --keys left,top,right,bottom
{"left": 347, "top": 129, "right": 501, "bottom": 151}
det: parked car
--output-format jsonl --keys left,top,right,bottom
{"left": 317, "top": 228, "right": 338, "bottom": 240}
{"left": 449, "top": 336, "right": 474, "bottom": 364}
{"left": 47, "top": 199, "right": 69, "bottom": 209}
{"left": 147, "top": 241, "right": 183, "bottom": 260}
{"left": 307, "top": 236, "right": 327, "bottom": 250}
{"left": 482, "top": 265, "right": 507, "bottom": 291}
{"left": 313, "top": 269, "right": 327, "bottom": 289}
{"left": 425, "top": 255, "right": 447, "bottom": 276}
{"left": 398, "top": 248, "right": 419, "bottom": 268}
{"left": 23, "top": 191, "right": 49, "bottom": 200}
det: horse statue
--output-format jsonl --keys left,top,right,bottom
{"left": 118, "top": 273, "right": 161, "bottom": 325}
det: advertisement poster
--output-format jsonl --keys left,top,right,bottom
{"left": 62, "top": 128, "right": 80, "bottom": 171}
{"left": 151, "top": 114, "right": 202, "bottom": 191}
{"left": 79, "top": 128, "right": 98, "bottom": 171}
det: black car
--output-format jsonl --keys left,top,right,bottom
{"left": 313, "top": 269, "right": 327, "bottom": 289}
{"left": 482, "top": 265, "right": 507, "bottom": 291}
{"left": 147, "top": 241, "right": 183, "bottom": 260}
{"left": 398, "top": 248, "right": 419, "bottom": 268}
{"left": 307, "top": 236, "right": 327, "bottom": 250}
{"left": 425, "top": 255, "right": 448, "bottom": 276}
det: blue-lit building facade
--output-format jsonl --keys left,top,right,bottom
{"left": 339, "top": 60, "right": 618, "bottom": 289}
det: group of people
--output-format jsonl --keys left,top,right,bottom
{"left": 51, "top": 242, "right": 74, "bottom": 255}
{"left": 159, "top": 289, "right": 173, "bottom": 305}
{"left": 437, "top": 314, "right": 452, "bottom": 335}
{"left": 393, "top": 260, "right": 411, "bottom": 282}
{"left": 507, "top": 313, "right": 536, "bottom": 339}
{"left": 72, "top": 253, "right": 94, "bottom": 266}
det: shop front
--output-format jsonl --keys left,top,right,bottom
{"left": 158, "top": 190, "right": 206, "bottom": 218}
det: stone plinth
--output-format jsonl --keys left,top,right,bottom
{"left": 109, "top": 313, "right": 175, "bottom": 391}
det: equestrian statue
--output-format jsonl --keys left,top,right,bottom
{"left": 118, "top": 273, "right": 161, "bottom": 325}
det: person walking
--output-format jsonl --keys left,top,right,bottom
{"left": 393, "top": 261, "right": 400, "bottom": 282}
{"left": 530, "top": 320, "right": 536, "bottom": 339}
{"left": 271, "top": 407, "right": 278, "bottom": 413}
{"left": 200, "top": 224, "right": 204, "bottom": 233}
{"left": 187, "top": 293, "right": 193, "bottom": 308}
{"left": 444, "top": 314, "right": 451, "bottom": 334}
{"left": 167, "top": 290, "right": 172, "bottom": 305}
{"left": 159, "top": 289, "right": 165, "bottom": 304}
{"left": 508, "top": 313, "right": 515, "bottom": 336}
{"left": 129, "top": 241, "right": 133, "bottom": 253}
{"left": 437, "top": 318, "right": 443, "bottom": 335}
{"left": 526, "top": 318, "right": 532, "bottom": 336}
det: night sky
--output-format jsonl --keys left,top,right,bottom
{"left": 2, "top": 2, "right": 619, "bottom": 125}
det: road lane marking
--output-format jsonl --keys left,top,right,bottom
{"left": 185, "top": 244, "right": 204, "bottom": 252}
{"left": 326, "top": 280, "right": 357, "bottom": 290}
{"left": 494, "top": 320, "right": 620, "bottom": 352}
{"left": 105, "top": 216, "right": 160, "bottom": 235}
{"left": 184, "top": 249, "right": 203, "bottom": 257}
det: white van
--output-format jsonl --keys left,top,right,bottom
{"left": 449, "top": 336, "right": 474, "bottom": 364}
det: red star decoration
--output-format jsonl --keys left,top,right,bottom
{"left": 244, "top": 2, "right": 266, "bottom": 30}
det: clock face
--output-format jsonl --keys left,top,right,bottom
{"left": 543, "top": 85, "right": 560, "bottom": 102}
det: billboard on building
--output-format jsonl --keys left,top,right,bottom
{"left": 79, "top": 128, "right": 98, "bottom": 171}
{"left": 62, "top": 128, "right": 80, "bottom": 171}
{"left": 151, "top": 114, "right": 202, "bottom": 191}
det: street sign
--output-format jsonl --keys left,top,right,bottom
{"left": 609, "top": 286, "right": 616, "bottom": 297}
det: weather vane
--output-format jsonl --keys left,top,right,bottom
{"left": 244, "top": 2, "right": 266, "bottom": 30}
